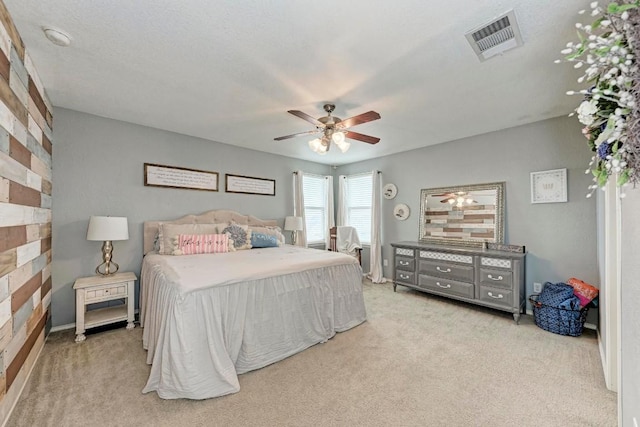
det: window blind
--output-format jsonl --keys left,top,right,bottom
{"left": 346, "top": 173, "right": 372, "bottom": 244}
{"left": 303, "top": 175, "right": 327, "bottom": 244}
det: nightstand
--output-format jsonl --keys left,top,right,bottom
{"left": 73, "top": 272, "right": 136, "bottom": 343}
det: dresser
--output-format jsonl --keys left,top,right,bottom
{"left": 391, "top": 242, "right": 526, "bottom": 322}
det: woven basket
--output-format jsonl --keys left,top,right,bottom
{"left": 529, "top": 294, "right": 588, "bottom": 337}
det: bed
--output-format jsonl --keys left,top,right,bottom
{"left": 140, "top": 210, "right": 367, "bottom": 399}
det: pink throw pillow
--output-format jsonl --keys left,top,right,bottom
{"left": 566, "top": 277, "right": 599, "bottom": 307}
{"left": 177, "top": 234, "right": 229, "bottom": 255}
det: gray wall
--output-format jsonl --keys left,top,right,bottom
{"left": 52, "top": 108, "right": 330, "bottom": 327}
{"left": 621, "top": 189, "right": 640, "bottom": 426}
{"left": 336, "top": 116, "right": 598, "bottom": 307}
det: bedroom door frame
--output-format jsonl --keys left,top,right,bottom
{"left": 600, "top": 180, "right": 621, "bottom": 396}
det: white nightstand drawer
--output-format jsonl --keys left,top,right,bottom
{"left": 85, "top": 284, "right": 127, "bottom": 302}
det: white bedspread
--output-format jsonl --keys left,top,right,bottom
{"left": 140, "top": 246, "right": 366, "bottom": 399}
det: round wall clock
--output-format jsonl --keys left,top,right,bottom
{"left": 383, "top": 183, "right": 398, "bottom": 199}
{"left": 393, "top": 203, "right": 410, "bottom": 220}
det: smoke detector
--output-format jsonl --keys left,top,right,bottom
{"left": 465, "top": 10, "right": 523, "bottom": 61}
{"left": 42, "top": 27, "right": 72, "bottom": 47}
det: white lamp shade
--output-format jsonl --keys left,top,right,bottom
{"left": 335, "top": 139, "right": 350, "bottom": 153}
{"left": 284, "top": 216, "right": 303, "bottom": 231}
{"left": 331, "top": 131, "right": 346, "bottom": 144}
{"left": 87, "top": 216, "right": 129, "bottom": 241}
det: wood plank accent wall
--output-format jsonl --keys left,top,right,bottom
{"left": 0, "top": 1, "right": 52, "bottom": 423}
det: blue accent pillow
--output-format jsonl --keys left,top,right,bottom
{"left": 251, "top": 232, "right": 279, "bottom": 248}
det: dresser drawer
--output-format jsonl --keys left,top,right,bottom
{"left": 395, "top": 256, "right": 415, "bottom": 271}
{"left": 418, "top": 275, "right": 474, "bottom": 299}
{"left": 479, "top": 268, "right": 513, "bottom": 289}
{"left": 85, "top": 283, "right": 128, "bottom": 303}
{"left": 479, "top": 286, "right": 513, "bottom": 309}
{"left": 395, "top": 270, "right": 416, "bottom": 285}
{"left": 419, "top": 260, "right": 474, "bottom": 283}
{"left": 395, "top": 247, "right": 415, "bottom": 257}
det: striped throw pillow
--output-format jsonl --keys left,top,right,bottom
{"left": 175, "top": 234, "right": 230, "bottom": 255}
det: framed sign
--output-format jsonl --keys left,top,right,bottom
{"left": 530, "top": 168, "right": 567, "bottom": 204}
{"left": 225, "top": 174, "right": 276, "bottom": 196}
{"left": 144, "top": 163, "right": 219, "bottom": 191}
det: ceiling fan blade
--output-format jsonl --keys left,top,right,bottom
{"left": 345, "top": 130, "right": 380, "bottom": 144}
{"left": 288, "top": 110, "right": 323, "bottom": 126}
{"left": 337, "top": 111, "right": 381, "bottom": 129}
{"left": 274, "top": 129, "right": 321, "bottom": 141}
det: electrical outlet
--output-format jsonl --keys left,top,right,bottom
{"left": 383, "top": 259, "right": 388, "bottom": 267}
{"left": 533, "top": 282, "right": 542, "bottom": 293}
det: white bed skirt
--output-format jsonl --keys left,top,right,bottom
{"left": 140, "top": 250, "right": 366, "bottom": 399}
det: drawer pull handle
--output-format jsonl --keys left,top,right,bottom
{"left": 487, "top": 274, "right": 503, "bottom": 281}
{"left": 436, "top": 267, "right": 451, "bottom": 273}
{"left": 487, "top": 292, "right": 504, "bottom": 299}
{"left": 399, "top": 261, "right": 409, "bottom": 266}
{"left": 436, "top": 282, "right": 451, "bottom": 289}
{"left": 399, "top": 274, "right": 409, "bottom": 279}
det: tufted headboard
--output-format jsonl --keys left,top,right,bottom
{"left": 143, "top": 209, "right": 279, "bottom": 255}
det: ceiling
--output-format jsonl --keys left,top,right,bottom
{"left": 5, "top": 0, "right": 586, "bottom": 165}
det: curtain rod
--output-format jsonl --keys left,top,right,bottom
{"left": 339, "top": 171, "right": 381, "bottom": 178}
{"left": 293, "top": 170, "right": 380, "bottom": 174}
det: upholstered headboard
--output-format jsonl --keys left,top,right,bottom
{"left": 143, "top": 209, "right": 279, "bottom": 255}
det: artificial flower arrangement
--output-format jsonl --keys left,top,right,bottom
{"left": 560, "top": 1, "right": 640, "bottom": 197}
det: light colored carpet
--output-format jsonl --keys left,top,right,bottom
{"left": 7, "top": 280, "right": 616, "bottom": 427}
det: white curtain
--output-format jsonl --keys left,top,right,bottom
{"left": 292, "top": 170, "right": 307, "bottom": 247}
{"left": 324, "top": 175, "right": 335, "bottom": 250}
{"left": 367, "top": 171, "right": 385, "bottom": 283}
{"left": 337, "top": 175, "right": 348, "bottom": 226}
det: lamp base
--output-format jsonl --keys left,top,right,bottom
{"left": 291, "top": 231, "right": 298, "bottom": 246}
{"left": 95, "top": 240, "right": 120, "bottom": 276}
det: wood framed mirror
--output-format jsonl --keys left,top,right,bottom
{"left": 419, "top": 182, "right": 505, "bottom": 247}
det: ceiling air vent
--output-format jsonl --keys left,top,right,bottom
{"left": 465, "top": 10, "right": 523, "bottom": 62}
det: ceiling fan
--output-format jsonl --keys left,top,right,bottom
{"left": 274, "top": 103, "right": 381, "bottom": 154}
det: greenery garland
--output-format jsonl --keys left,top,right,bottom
{"left": 560, "top": 1, "right": 640, "bottom": 197}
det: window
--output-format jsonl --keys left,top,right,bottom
{"left": 345, "top": 173, "right": 372, "bottom": 245}
{"left": 303, "top": 174, "right": 328, "bottom": 244}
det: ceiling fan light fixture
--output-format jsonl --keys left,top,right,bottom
{"left": 335, "top": 139, "right": 350, "bottom": 153}
{"left": 308, "top": 138, "right": 322, "bottom": 151}
{"left": 331, "top": 131, "right": 345, "bottom": 144}
{"left": 276, "top": 103, "right": 381, "bottom": 155}
{"left": 308, "top": 137, "right": 329, "bottom": 154}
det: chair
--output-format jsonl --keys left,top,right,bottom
{"left": 329, "top": 226, "right": 362, "bottom": 265}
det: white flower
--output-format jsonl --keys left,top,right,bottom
{"left": 577, "top": 100, "right": 598, "bottom": 125}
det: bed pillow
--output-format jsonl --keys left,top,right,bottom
{"left": 172, "top": 233, "right": 230, "bottom": 255}
{"left": 566, "top": 277, "right": 599, "bottom": 307}
{"left": 153, "top": 233, "right": 161, "bottom": 252}
{"left": 158, "top": 223, "right": 219, "bottom": 255}
{"left": 220, "top": 223, "right": 252, "bottom": 250}
{"left": 250, "top": 232, "right": 279, "bottom": 248}
{"left": 249, "top": 226, "right": 285, "bottom": 245}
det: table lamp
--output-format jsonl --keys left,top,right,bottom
{"left": 86, "top": 216, "right": 129, "bottom": 275}
{"left": 284, "top": 216, "right": 303, "bottom": 245}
